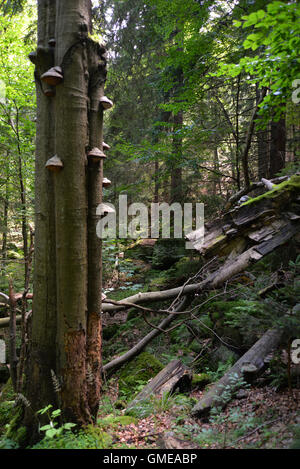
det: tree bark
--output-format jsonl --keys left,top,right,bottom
{"left": 269, "top": 117, "right": 286, "bottom": 178}
{"left": 25, "top": 0, "right": 58, "bottom": 425}
{"left": 25, "top": 0, "right": 106, "bottom": 431}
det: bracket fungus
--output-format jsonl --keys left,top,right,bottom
{"left": 48, "top": 38, "right": 56, "bottom": 47}
{"left": 97, "top": 203, "right": 115, "bottom": 217}
{"left": 102, "top": 142, "right": 111, "bottom": 151}
{"left": 44, "top": 87, "right": 55, "bottom": 98}
{"left": 102, "top": 177, "right": 111, "bottom": 188}
{"left": 99, "top": 96, "right": 113, "bottom": 110}
{"left": 41, "top": 66, "right": 63, "bottom": 86}
{"left": 45, "top": 155, "right": 63, "bottom": 173}
{"left": 87, "top": 147, "right": 106, "bottom": 163}
{"left": 28, "top": 51, "right": 37, "bottom": 64}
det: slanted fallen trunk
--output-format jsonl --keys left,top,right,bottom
{"left": 102, "top": 248, "right": 262, "bottom": 314}
{"left": 103, "top": 297, "right": 189, "bottom": 374}
{"left": 126, "top": 359, "right": 192, "bottom": 414}
{"left": 191, "top": 327, "right": 284, "bottom": 418}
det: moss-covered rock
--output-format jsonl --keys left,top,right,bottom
{"left": 118, "top": 352, "right": 163, "bottom": 399}
{"left": 192, "top": 373, "right": 211, "bottom": 390}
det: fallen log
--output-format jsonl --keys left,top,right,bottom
{"left": 102, "top": 247, "right": 262, "bottom": 314}
{"left": 126, "top": 359, "right": 192, "bottom": 414}
{"left": 191, "top": 327, "right": 284, "bottom": 418}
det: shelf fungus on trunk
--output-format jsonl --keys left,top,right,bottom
{"left": 48, "top": 38, "right": 56, "bottom": 47}
{"left": 41, "top": 66, "right": 63, "bottom": 86}
{"left": 87, "top": 147, "right": 106, "bottom": 163}
{"left": 102, "top": 142, "right": 110, "bottom": 151}
{"left": 97, "top": 203, "right": 115, "bottom": 217}
{"left": 99, "top": 96, "right": 113, "bottom": 110}
{"left": 45, "top": 155, "right": 64, "bottom": 173}
{"left": 28, "top": 51, "right": 37, "bottom": 64}
{"left": 102, "top": 177, "right": 111, "bottom": 188}
{"left": 44, "top": 87, "right": 55, "bottom": 98}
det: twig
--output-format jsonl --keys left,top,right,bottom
{"left": 232, "top": 417, "right": 280, "bottom": 445}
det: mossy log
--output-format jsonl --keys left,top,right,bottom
{"left": 103, "top": 176, "right": 300, "bottom": 315}
{"left": 191, "top": 327, "right": 284, "bottom": 418}
{"left": 126, "top": 359, "right": 192, "bottom": 414}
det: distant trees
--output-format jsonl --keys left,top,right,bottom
{"left": 101, "top": 0, "right": 299, "bottom": 213}
{"left": 0, "top": 5, "right": 36, "bottom": 285}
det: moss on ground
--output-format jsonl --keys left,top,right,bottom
{"left": 192, "top": 373, "right": 211, "bottom": 390}
{"left": 118, "top": 352, "right": 163, "bottom": 399}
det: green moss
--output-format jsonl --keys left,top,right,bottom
{"left": 118, "top": 352, "right": 163, "bottom": 399}
{"left": 192, "top": 373, "right": 211, "bottom": 390}
{"left": 242, "top": 175, "right": 300, "bottom": 206}
{"left": 0, "top": 378, "right": 15, "bottom": 403}
{"left": 5, "top": 405, "right": 26, "bottom": 446}
{"left": 98, "top": 415, "right": 138, "bottom": 429}
{"left": 31, "top": 426, "right": 112, "bottom": 449}
{"left": 0, "top": 401, "right": 14, "bottom": 427}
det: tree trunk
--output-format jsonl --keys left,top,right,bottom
{"left": 1, "top": 173, "right": 9, "bottom": 273}
{"left": 24, "top": 0, "right": 58, "bottom": 425}
{"left": 170, "top": 109, "right": 183, "bottom": 203}
{"left": 25, "top": 0, "right": 106, "bottom": 432}
{"left": 269, "top": 117, "right": 286, "bottom": 178}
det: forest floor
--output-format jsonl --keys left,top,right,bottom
{"left": 98, "top": 385, "right": 300, "bottom": 449}
{"left": 1, "top": 239, "right": 300, "bottom": 449}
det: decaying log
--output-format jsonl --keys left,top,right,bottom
{"left": 103, "top": 176, "right": 299, "bottom": 316}
{"left": 191, "top": 327, "right": 284, "bottom": 418}
{"left": 126, "top": 359, "right": 192, "bottom": 414}
{"left": 226, "top": 176, "right": 288, "bottom": 209}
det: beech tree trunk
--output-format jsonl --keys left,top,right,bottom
{"left": 269, "top": 117, "right": 286, "bottom": 178}
{"left": 24, "top": 0, "right": 105, "bottom": 431}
